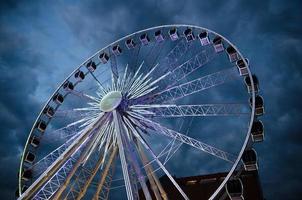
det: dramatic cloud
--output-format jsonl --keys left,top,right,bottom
{"left": 0, "top": 0, "right": 301, "bottom": 199}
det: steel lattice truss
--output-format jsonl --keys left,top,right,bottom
{"left": 18, "top": 25, "right": 256, "bottom": 200}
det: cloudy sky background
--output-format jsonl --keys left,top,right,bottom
{"left": 0, "top": 0, "right": 301, "bottom": 199}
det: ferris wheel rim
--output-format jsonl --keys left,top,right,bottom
{"left": 18, "top": 24, "right": 256, "bottom": 199}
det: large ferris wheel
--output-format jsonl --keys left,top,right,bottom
{"left": 17, "top": 25, "right": 265, "bottom": 200}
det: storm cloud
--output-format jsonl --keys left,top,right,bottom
{"left": 0, "top": 0, "right": 301, "bottom": 199}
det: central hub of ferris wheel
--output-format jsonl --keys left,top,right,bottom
{"left": 99, "top": 91, "right": 122, "bottom": 112}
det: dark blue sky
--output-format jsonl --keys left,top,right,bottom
{"left": 0, "top": 0, "right": 301, "bottom": 199}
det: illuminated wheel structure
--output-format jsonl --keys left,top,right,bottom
{"left": 17, "top": 25, "right": 265, "bottom": 200}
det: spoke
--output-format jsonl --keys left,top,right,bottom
{"left": 137, "top": 142, "right": 168, "bottom": 200}
{"left": 54, "top": 109, "right": 99, "bottom": 119}
{"left": 131, "top": 103, "right": 249, "bottom": 118}
{"left": 74, "top": 151, "right": 106, "bottom": 200}
{"left": 18, "top": 115, "right": 106, "bottom": 200}
{"left": 110, "top": 52, "right": 119, "bottom": 88}
{"left": 69, "top": 89, "right": 101, "bottom": 102}
{"left": 113, "top": 110, "right": 135, "bottom": 200}
{"left": 63, "top": 149, "right": 104, "bottom": 200}
{"left": 152, "top": 67, "right": 239, "bottom": 104}
{"left": 159, "top": 45, "right": 215, "bottom": 90}
{"left": 31, "top": 131, "right": 81, "bottom": 178}
{"left": 32, "top": 136, "right": 90, "bottom": 200}
{"left": 135, "top": 128, "right": 189, "bottom": 200}
{"left": 162, "top": 38, "right": 192, "bottom": 72}
{"left": 128, "top": 113, "right": 236, "bottom": 163}
{"left": 92, "top": 147, "right": 117, "bottom": 200}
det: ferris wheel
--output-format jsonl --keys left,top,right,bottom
{"left": 17, "top": 25, "right": 265, "bottom": 200}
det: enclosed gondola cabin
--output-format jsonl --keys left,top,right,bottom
{"left": 155, "top": 30, "right": 164, "bottom": 42}
{"left": 251, "top": 120, "right": 264, "bottom": 142}
{"left": 99, "top": 52, "right": 109, "bottom": 64}
{"left": 226, "top": 46, "right": 239, "bottom": 63}
{"left": 53, "top": 93, "right": 64, "bottom": 105}
{"left": 242, "top": 149, "right": 258, "bottom": 171}
{"left": 244, "top": 75, "right": 259, "bottom": 93}
{"left": 21, "top": 169, "right": 32, "bottom": 181}
{"left": 236, "top": 59, "right": 249, "bottom": 76}
{"left": 63, "top": 81, "right": 74, "bottom": 91}
{"left": 125, "top": 38, "right": 136, "bottom": 49}
{"left": 184, "top": 28, "right": 195, "bottom": 42}
{"left": 198, "top": 31, "right": 210, "bottom": 46}
{"left": 249, "top": 95, "right": 264, "bottom": 116}
{"left": 225, "top": 178, "right": 244, "bottom": 200}
{"left": 74, "top": 70, "right": 85, "bottom": 81}
{"left": 213, "top": 36, "right": 224, "bottom": 53}
{"left": 140, "top": 33, "right": 150, "bottom": 45}
{"left": 86, "top": 60, "right": 97, "bottom": 72}
{"left": 35, "top": 120, "right": 47, "bottom": 132}
{"left": 30, "top": 136, "right": 40, "bottom": 148}
{"left": 43, "top": 105, "right": 55, "bottom": 118}
{"left": 112, "top": 45, "right": 122, "bottom": 55}
{"left": 169, "top": 28, "right": 179, "bottom": 41}
{"left": 24, "top": 151, "right": 35, "bottom": 164}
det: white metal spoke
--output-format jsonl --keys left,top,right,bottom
{"left": 135, "top": 129, "right": 189, "bottom": 200}
{"left": 32, "top": 137, "right": 89, "bottom": 200}
{"left": 110, "top": 52, "right": 119, "bottom": 88}
{"left": 161, "top": 45, "right": 215, "bottom": 89}
{"left": 152, "top": 67, "right": 239, "bottom": 103}
{"left": 69, "top": 89, "right": 100, "bottom": 102}
{"left": 18, "top": 115, "right": 106, "bottom": 200}
{"left": 131, "top": 103, "right": 249, "bottom": 118}
{"left": 113, "top": 110, "right": 135, "bottom": 200}
{"left": 31, "top": 131, "right": 81, "bottom": 178}
{"left": 54, "top": 109, "right": 99, "bottom": 120}
{"left": 128, "top": 113, "right": 236, "bottom": 163}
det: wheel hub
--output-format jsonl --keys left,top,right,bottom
{"left": 99, "top": 91, "right": 122, "bottom": 112}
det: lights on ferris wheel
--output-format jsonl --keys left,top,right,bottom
{"left": 17, "top": 25, "right": 266, "bottom": 200}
